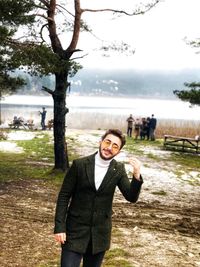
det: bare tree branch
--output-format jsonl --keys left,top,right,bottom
{"left": 42, "top": 86, "right": 54, "bottom": 95}
{"left": 47, "top": 0, "right": 64, "bottom": 55}
{"left": 35, "top": 13, "right": 54, "bottom": 21}
{"left": 66, "top": 0, "right": 82, "bottom": 55}
{"left": 70, "top": 52, "right": 88, "bottom": 61}
{"left": 56, "top": 4, "right": 75, "bottom": 18}
{"left": 39, "top": 23, "right": 49, "bottom": 43}
{"left": 39, "top": 0, "right": 50, "bottom": 9}
{"left": 81, "top": 0, "right": 160, "bottom": 16}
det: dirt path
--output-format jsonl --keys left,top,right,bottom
{"left": 0, "top": 179, "right": 59, "bottom": 267}
{"left": 0, "top": 129, "right": 200, "bottom": 267}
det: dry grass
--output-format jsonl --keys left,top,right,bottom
{"left": 155, "top": 119, "right": 200, "bottom": 138}
{"left": 66, "top": 112, "right": 200, "bottom": 139}
{"left": 1, "top": 112, "right": 199, "bottom": 140}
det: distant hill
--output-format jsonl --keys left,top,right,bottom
{"left": 71, "top": 68, "right": 200, "bottom": 99}
{"left": 16, "top": 68, "right": 200, "bottom": 99}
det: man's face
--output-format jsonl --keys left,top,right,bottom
{"left": 99, "top": 134, "right": 121, "bottom": 160}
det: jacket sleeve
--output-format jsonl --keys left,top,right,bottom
{"left": 54, "top": 160, "right": 77, "bottom": 233}
{"left": 117, "top": 163, "right": 143, "bottom": 203}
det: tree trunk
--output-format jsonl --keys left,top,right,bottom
{"left": 53, "top": 72, "right": 69, "bottom": 171}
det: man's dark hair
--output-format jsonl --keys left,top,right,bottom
{"left": 101, "top": 129, "right": 126, "bottom": 149}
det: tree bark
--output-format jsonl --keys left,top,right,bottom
{"left": 53, "top": 72, "right": 69, "bottom": 170}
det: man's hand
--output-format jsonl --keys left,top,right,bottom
{"left": 128, "top": 157, "right": 141, "bottom": 180}
{"left": 54, "top": 233, "right": 66, "bottom": 244}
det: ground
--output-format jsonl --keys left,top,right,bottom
{"left": 0, "top": 129, "right": 200, "bottom": 267}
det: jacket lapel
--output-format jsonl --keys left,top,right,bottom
{"left": 85, "top": 154, "right": 118, "bottom": 192}
{"left": 85, "top": 153, "right": 96, "bottom": 190}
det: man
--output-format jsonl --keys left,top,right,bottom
{"left": 149, "top": 114, "right": 157, "bottom": 141}
{"left": 126, "top": 114, "right": 134, "bottom": 137}
{"left": 54, "top": 129, "right": 143, "bottom": 267}
{"left": 39, "top": 107, "right": 47, "bottom": 130}
{"left": 134, "top": 118, "right": 141, "bottom": 140}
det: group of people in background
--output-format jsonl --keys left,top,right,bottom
{"left": 11, "top": 107, "right": 47, "bottom": 130}
{"left": 126, "top": 114, "right": 157, "bottom": 141}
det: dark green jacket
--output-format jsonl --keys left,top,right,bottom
{"left": 54, "top": 153, "right": 143, "bottom": 254}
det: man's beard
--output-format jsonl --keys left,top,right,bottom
{"left": 99, "top": 148, "right": 115, "bottom": 161}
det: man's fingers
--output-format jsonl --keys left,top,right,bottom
{"left": 128, "top": 157, "right": 141, "bottom": 180}
{"left": 129, "top": 157, "right": 141, "bottom": 167}
{"left": 54, "top": 233, "right": 66, "bottom": 244}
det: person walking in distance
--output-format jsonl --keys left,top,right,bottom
{"left": 39, "top": 107, "right": 47, "bottom": 130}
{"left": 126, "top": 114, "right": 134, "bottom": 137}
{"left": 54, "top": 129, "right": 143, "bottom": 267}
{"left": 149, "top": 114, "right": 157, "bottom": 141}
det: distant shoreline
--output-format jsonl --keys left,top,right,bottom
{"left": 1, "top": 95, "right": 200, "bottom": 123}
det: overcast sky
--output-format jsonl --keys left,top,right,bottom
{"left": 74, "top": 0, "right": 200, "bottom": 71}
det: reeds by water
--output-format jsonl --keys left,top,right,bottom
{"left": 1, "top": 109, "right": 200, "bottom": 139}
{"left": 156, "top": 119, "right": 200, "bottom": 138}
{"left": 66, "top": 112, "right": 200, "bottom": 139}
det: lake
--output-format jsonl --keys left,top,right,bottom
{"left": 1, "top": 95, "right": 200, "bottom": 129}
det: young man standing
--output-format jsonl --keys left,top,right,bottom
{"left": 54, "top": 129, "right": 143, "bottom": 267}
{"left": 39, "top": 107, "right": 47, "bottom": 130}
{"left": 149, "top": 114, "right": 157, "bottom": 141}
{"left": 126, "top": 114, "right": 135, "bottom": 137}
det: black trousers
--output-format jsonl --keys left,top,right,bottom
{"left": 127, "top": 127, "right": 132, "bottom": 137}
{"left": 61, "top": 239, "right": 105, "bottom": 267}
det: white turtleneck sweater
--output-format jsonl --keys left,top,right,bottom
{"left": 94, "top": 152, "right": 112, "bottom": 190}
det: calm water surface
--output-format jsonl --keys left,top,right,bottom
{"left": 1, "top": 95, "right": 200, "bottom": 129}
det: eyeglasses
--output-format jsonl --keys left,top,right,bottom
{"left": 102, "top": 139, "right": 120, "bottom": 153}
